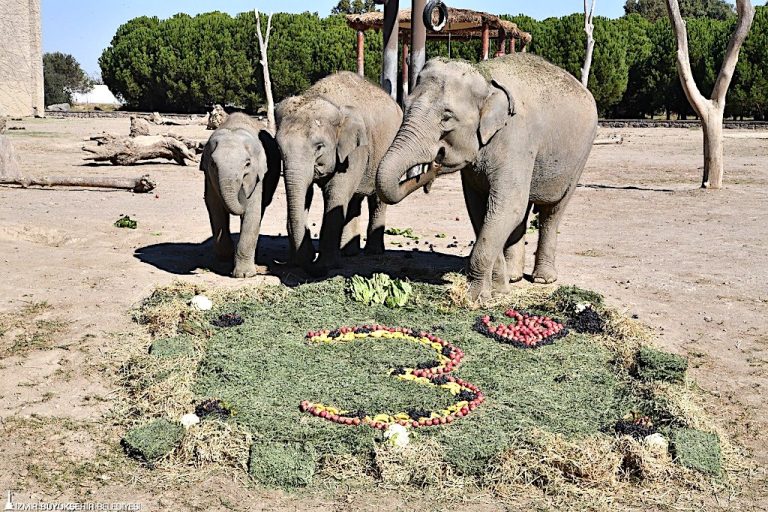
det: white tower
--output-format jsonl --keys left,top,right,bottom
{"left": 0, "top": 0, "right": 45, "bottom": 117}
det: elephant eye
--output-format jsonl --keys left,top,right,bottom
{"left": 315, "top": 143, "right": 325, "bottom": 153}
{"left": 244, "top": 159, "right": 252, "bottom": 168}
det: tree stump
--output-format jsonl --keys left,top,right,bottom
{"left": 207, "top": 104, "right": 228, "bottom": 130}
{"left": 130, "top": 116, "right": 152, "bottom": 137}
{"left": 0, "top": 135, "right": 21, "bottom": 179}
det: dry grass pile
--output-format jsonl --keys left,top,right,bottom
{"left": 0, "top": 301, "right": 69, "bottom": 357}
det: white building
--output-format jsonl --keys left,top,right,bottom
{"left": 71, "top": 84, "right": 123, "bottom": 106}
{"left": 0, "top": 0, "right": 45, "bottom": 117}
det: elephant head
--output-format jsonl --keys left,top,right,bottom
{"left": 276, "top": 96, "right": 368, "bottom": 267}
{"left": 202, "top": 125, "right": 274, "bottom": 217}
{"left": 377, "top": 59, "right": 514, "bottom": 205}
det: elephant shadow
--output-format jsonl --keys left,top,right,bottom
{"left": 134, "top": 234, "right": 466, "bottom": 285}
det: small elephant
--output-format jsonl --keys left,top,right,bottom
{"left": 377, "top": 54, "right": 598, "bottom": 303}
{"left": 276, "top": 71, "right": 403, "bottom": 276}
{"left": 201, "top": 113, "right": 281, "bottom": 278}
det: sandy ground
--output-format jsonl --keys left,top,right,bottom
{"left": 0, "top": 117, "right": 766, "bottom": 510}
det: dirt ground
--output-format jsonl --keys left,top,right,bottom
{"left": 0, "top": 117, "right": 766, "bottom": 510}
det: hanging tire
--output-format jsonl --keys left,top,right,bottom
{"left": 424, "top": 0, "right": 448, "bottom": 33}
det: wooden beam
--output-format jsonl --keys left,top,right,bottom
{"left": 401, "top": 40, "right": 410, "bottom": 99}
{"left": 410, "top": 0, "right": 426, "bottom": 92}
{"left": 357, "top": 30, "right": 365, "bottom": 76}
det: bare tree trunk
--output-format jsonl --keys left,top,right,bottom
{"left": 581, "top": 0, "right": 596, "bottom": 88}
{"left": 82, "top": 135, "right": 198, "bottom": 166}
{"left": 666, "top": 0, "right": 755, "bottom": 189}
{"left": 255, "top": 9, "right": 275, "bottom": 133}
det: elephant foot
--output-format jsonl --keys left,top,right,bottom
{"left": 492, "top": 279, "right": 510, "bottom": 295}
{"left": 232, "top": 262, "right": 259, "bottom": 279}
{"left": 364, "top": 242, "right": 385, "bottom": 256}
{"left": 342, "top": 244, "right": 361, "bottom": 257}
{"left": 532, "top": 265, "right": 558, "bottom": 284}
{"left": 468, "top": 279, "right": 493, "bottom": 305}
{"left": 509, "top": 272, "right": 525, "bottom": 283}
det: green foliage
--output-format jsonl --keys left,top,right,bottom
{"left": 331, "top": 0, "right": 376, "bottom": 15}
{"left": 670, "top": 428, "right": 722, "bottom": 475}
{"left": 43, "top": 52, "right": 92, "bottom": 106}
{"left": 114, "top": 215, "right": 137, "bottom": 229}
{"left": 122, "top": 419, "right": 183, "bottom": 462}
{"left": 551, "top": 285, "right": 604, "bottom": 314}
{"left": 249, "top": 442, "right": 317, "bottom": 488}
{"left": 624, "top": 0, "right": 734, "bottom": 22}
{"left": 635, "top": 346, "right": 688, "bottom": 382}
{"left": 347, "top": 274, "right": 413, "bottom": 308}
{"left": 99, "top": 6, "right": 767, "bottom": 119}
{"left": 149, "top": 336, "right": 195, "bottom": 358}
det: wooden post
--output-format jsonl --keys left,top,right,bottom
{"left": 357, "top": 30, "right": 365, "bottom": 76}
{"left": 496, "top": 30, "right": 507, "bottom": 58}
{"left": 381, "top": 0, "right": 400, "bottom": 99}
{"left": 401, "top": 39, "right": 410, "bottom": 99}
{"left": 510, "top": 37, "right": 516, "bottom": 54}
{"left": 481, "top": 22, "right": 490, "bottom": 61}
{"left": 410, "top": 0, "right": 426, "bottom": 92}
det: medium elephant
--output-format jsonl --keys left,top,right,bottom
{"left": 276, "top": 72, "right": 403, "bottom": 275}
{"left": 377, "top": 54, "right": 598, "bottom": 302}
{"left": 201, "top": 113, "right": 281, "bottom": 278}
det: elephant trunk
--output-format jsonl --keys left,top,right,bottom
{"left": 376, "top": 107, "right": 440, "bottom": 205}
{"left": 220, "top": 178, "right": 247, "bottom": 216}
{"left": 284, "top": 168, "right": 315, "bottom": 266}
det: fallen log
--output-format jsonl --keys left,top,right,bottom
{"left": 83, "top": 135, "right": 198, "bottom": 166}
{"left": 0, "top": 175, "right": 156, "bottom": 193}
{"left": 594, "top": 134, "right": 624, "bottom": 145}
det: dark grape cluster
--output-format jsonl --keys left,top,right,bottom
{"left": 195, "top": 398, "right": 232, "bottom": 418}
{"left": 569, "top": 307, "right": 605, "bottom": 334}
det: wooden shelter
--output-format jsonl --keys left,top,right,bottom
{"left": 346, "top": 6, "right": 531, "bottom": 98}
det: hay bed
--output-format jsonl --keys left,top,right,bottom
{"left": 115, "top": 277, "right": 746, "bottom": 509}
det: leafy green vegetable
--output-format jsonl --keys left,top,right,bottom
{"left": 385, "top": 227, "right": 419, "bottom": 240}
{"left": 347, "top": 274, "right": 413, "bottom": 308}
{"left": 114, "top": 215, "right": 138, "bottom": 229}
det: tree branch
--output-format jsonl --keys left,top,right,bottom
{"left": 581, "top": 0, "right": 596, "bottom": 88}
{"left": 665, "top": 0, "right": 709, "bottom": 115}
{"left": 711, "top": 0, "right": 755, "bottom": 103}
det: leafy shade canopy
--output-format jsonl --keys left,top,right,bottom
{"left": 43, "top": 52, "right": 92, "bottom": 106}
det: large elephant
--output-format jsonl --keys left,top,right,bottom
{"left": 201, "top": 113, "right": 281, "bottom": 278}
{"left": 276, "top": 72, "right": 403, "bottom": 275}
{"left": 377, "top": 54, "right": 598, "bottom": 302}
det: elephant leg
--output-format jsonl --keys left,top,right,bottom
{"left": 532, "top": 201, "right": 567, "bottom": 284}
{"left": 314, "top": 177, "right": 356, "bottom": 274}
{"left": 232, "top": 182, "right": 263, "bottom": 278}
{"left": 204, "top": 176, "right": 234, "bottom": 263}
{"left": 365, "top": 194, "right": 386, "bottom": 255}
{"left": 341, "top": 195, "right": 363, "bottom": 257}
{"left": 462, "top": 171, "right": 507, "bottom": 295}
{"left": 505, "top": 202, "right": 533, "bottom": 283}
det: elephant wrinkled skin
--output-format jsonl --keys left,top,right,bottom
{"left": 276, "top": 72, "right": 403, "bottom": 276}
{"left": 201, "top": 113, "right": 281, "bottom": 278}
{"left": 377, "top": 54, "right": 598, "bottom": 303}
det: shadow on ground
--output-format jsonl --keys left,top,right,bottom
{"left": 134, "top": 234, "right": 466, "bottom": 286}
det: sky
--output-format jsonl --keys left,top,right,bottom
{"left": 42, "top": 1, "right": 626, "bottom": 76}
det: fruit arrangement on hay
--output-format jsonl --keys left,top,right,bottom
{"left": 115, "top": 276, "right": 747, "bottom": 509}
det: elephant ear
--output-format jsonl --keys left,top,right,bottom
{"left": 336, "top": 105, "right": 369, "bottom": 164}
{"left": 478, "top": 80, "right": 515, "bottom": 146}
{"left": 200, "top": 137, "right": 217, "bottom": 173}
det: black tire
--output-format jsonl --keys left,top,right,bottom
{"left": 424, "top": 0, "right": 448, "bottom": 32}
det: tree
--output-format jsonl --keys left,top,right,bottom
{"left": 255, "top": 9, "right": 275, "bottom": 132}
{"left": 582, "top": 0, "right": 597, "bottom": 87}
{"left": 331, "top": 0, "right": 376, "bottom": 15}
{"left": 665, "top": 0, "right": 755, "bottom": 189}
{"left": 43, "top": 52, "right": 92, "bottom": 106}
{"left": 626, "top": 0, "right": 734, "bottom": 21}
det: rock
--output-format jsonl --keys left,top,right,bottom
{"left": 47, "top": 103, "right": 70, "bottom": 112}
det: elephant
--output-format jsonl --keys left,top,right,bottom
{"left": 276, "top": 71, "right": 403, "bottom": 276}
{"left": 376, "top": 54, "right": 598, "bottom": 303}
{"left": 201, "top": 113, "right": 281, "bottom": 278}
